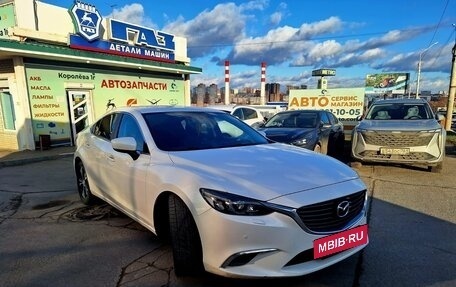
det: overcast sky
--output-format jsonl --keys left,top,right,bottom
{"left": 46, "top": 0, "right": 456, "bottom": 93}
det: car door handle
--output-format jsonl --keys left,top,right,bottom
{"left": 107, "top": 154, "right": 115, "bottom": 161}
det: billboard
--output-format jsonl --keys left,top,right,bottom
{"left": 0, "top": 3, "right": 15, "bottom": 39}
{"left": 25, "top": 64, "right": 184, "bottom": 143}
{"left": 288, "top": 88, "right": 365, "bottom": 125}
{"left": 365, "top": 73, "right": 409, "bottom": 94}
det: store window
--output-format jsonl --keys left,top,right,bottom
{"left": 0, "top": 91, "right": 15, "bottom": 130}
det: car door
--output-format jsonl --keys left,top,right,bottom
{"left": 85, "top": 113, "right": 121, "bottom": 197}
{"left": 233, "top": 107, "right": 263, "bottom": 126}
{"left": 325, "top": 111, "right": 344, "bottom": 154}
{"left": 318, "top": 111, "right": 334, "bottom": 154}
{"left": 104, "top": 112, "right": 150, "bottom": 222}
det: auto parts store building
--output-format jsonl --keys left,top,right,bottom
{"left": 0, "top": 0, "right": 201, "bottom": 151}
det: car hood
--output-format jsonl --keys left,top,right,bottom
{"left": 258, "top": 128, "right": 314, "bottom": 143}
{"left": 357, "top": 119, "right": 441, "bottom": 131}
{"left": 168, "top": 143, "right": 358, "bottom": 201}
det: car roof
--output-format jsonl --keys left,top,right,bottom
{"left": 205, "top": 104, "right": 261, "bottom": 111}
{"left": 109, "top": 105, "right": 225, "bottom": 114}
{"left": 276, "top": 109, "right": 322, "bottom": 115}
{"left": 372, "top": 98, "right": 427, "bottom": 105}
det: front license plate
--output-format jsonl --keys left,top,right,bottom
{"left": 313, "top": 224, "right": 368, "bottom": 259}
{"left": 380, "top": 147, "right": 410, "bottom": 155}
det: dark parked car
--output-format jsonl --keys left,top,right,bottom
{"left": 258, "top": 109, "right": 345, "bottom": 156}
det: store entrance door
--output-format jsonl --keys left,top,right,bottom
{"left": 67, "top": 90, "right": 93, "bottom": 145}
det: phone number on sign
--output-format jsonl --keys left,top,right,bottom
{"left": 325, "top": 108, "right": 361, "bottom": 116}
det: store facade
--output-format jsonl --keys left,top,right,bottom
{"left": 0, "top": 0, "right": 201, "bottom": 150}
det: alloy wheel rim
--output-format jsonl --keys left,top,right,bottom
{"left": 78, "top": 166, "right": 89, "bottom": 199}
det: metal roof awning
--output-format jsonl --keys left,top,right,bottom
{"left": 0, "top": 38, "right": 202, "bottom": 75}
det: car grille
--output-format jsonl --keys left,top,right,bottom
{"left": 361, "top": 131, "right": 434, "bottom": 147}
{"left": 358, "top": 130, "right": 440, "bottom": 161}
{"left": 359, "top": 150, "right": 434, "bottom": 160}
{"left": 296, "top": 190, "right": 366, "bottom": 233}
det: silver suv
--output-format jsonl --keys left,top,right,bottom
{"left": 351, "top": 98, "right": 446, "bottom": 172}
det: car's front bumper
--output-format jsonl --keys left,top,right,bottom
{"left": 351, "top": 129, "right": 446, "bottom": 165}
{"left": 195, "top": 183, "right": 368, "bottom": 278}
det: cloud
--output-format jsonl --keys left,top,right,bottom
{"left": 269, "top": 2, "right": 288, "bottom": 26}
{"left": 163, "top": 3, "right": 250, "bottom": 58}
{"left": 239, "top": 0, "right": 269, "bottom": 11}
{"left": 372, "top": 42, "right": 452, "bottom": 74}
{"left": 224, "top": 16, "right": 343, "bottom": 66}
{"left": 270, "top": 12, "right": 283, "bottom": 26}
{"left": 106, "top": 3, "right": 156, "bottom": 28}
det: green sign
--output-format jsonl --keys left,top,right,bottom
{"left": 365, "top": 73, "right": 409, "bottom": 94}
{"left": 0, "top": 3, "right": 16, "bottom": 38}
{"left": 25, "top": 64, "right": 185, "bottom": 143}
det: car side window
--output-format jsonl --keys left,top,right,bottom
{"left": 92, "top": 114, "right": 116, "bottom": 140}
{"left": 242, "top": 108, "right": 257, "bottom": 120}
{"left": 320, "top": 112, "right": 331, "bottom": 125}
{"left": 327, "top": 112, "right": 338, "bottom": 124}
{"left": 116, "top": 114, "right": 147, "bottom": 153}
{"left": 232, "top": 108, "right": 244, "bottom": 120}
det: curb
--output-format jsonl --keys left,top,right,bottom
{"left": 0, "top": 152, "right": 74, "bottom": 168}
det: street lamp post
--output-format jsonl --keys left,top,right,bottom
{"left": 445, "top": 24, "right": 456, "bottom": 131}
{"left": 415, "top": 42, "right": 438, "bottom": 99}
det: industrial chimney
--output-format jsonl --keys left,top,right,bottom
{"left": 224, "top": 60, "right": 230, "bottom": 105}
{"left": 260, "top": 62, "right": 266, "bottom": 105}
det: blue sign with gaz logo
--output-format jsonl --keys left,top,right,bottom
{"left": 69, "top": 1, "right": 102, "bottom": 42}
{"left": 68, "top": 1, "right": 175, "bottom": 62}
{"left": 108, "top": 19, "right": 175, "bottom": 52}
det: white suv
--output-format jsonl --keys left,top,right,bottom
{"left": 351, "top": 98, "right": 446, "bottom": 172}
{"left": 206, "top": 104, "right": 265, "bottom": 127}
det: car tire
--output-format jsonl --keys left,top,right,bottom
{"left": 428, "top": 162, "right": 443, "bottom": 173}
{"left": 168, "top": 194, "right": 204, "bottom": 276}
{"left": 76, "top": 161, "right": 96, "bottom": 205}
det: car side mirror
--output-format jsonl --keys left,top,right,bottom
{"left": 322, "top": 123, "right": 331, "bottom": 129}
{"left": 256, "top": 122, "right": 266, "bottom": 128}
{"left": 112, "top": 137, "right": 140, "bottom": 160}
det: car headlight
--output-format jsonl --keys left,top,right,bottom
{"left": 292, "top": 138, "right": 307, "bottom": 145}
{"left": 291, "top": 134, "right": 314, "bottom": 146}
{"left": 200, "top": 188, "right": 273, "bottom": 216}
{"left": 420, "top": 128, "right": 442, "bottom": 133}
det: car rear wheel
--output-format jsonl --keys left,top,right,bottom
{"left": 168, "top": 194, "right": 204, "bottom": 276}
{"left": 76, "top": 161, "right": 96, "bottom": 205}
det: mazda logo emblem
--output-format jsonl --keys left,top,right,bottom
{"left": 336, "top": 201, "right": 350, "bottom": 218}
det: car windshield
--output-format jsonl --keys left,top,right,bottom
{"left": 264, "top": 111, "right": 318, "bottom": 128}
{"left": 366, "top": 103, "right": 432, "bottom": 120}
{"left": 143, "top": 111, "right": 269, "bottom": 151}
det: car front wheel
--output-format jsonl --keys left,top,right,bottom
{"left": 168, "top": 194, "right": 204, "bottom": 276}
{"left": 429, "top": 162, "right": 443, "bottom": 173}
{"left": 76, "top": 161, "right": 96, "bottom": 205}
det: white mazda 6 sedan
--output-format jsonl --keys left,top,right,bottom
{"left": 73, "top": 106, "right": 368, "bottom": 278}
